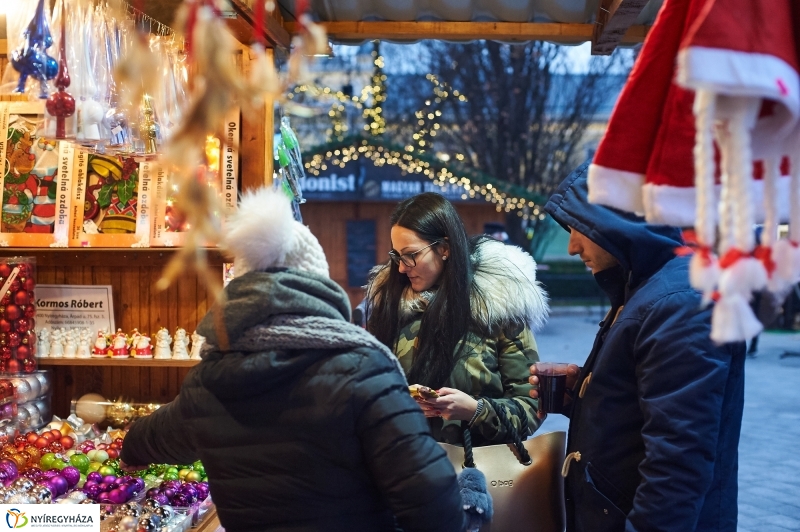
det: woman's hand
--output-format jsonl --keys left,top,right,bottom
{"left": 416, "top": 387, "right": 480, "bottom": 422}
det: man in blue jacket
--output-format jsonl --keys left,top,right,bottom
{"left": 531, "top": 164, "right": 745, "bottom": 532}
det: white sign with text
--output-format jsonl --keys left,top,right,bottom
{"left": 35, "top": 285, "right": 114, "bottom": 332}
{"left": 0, "top": 504, "right": 100, "bottom": 531}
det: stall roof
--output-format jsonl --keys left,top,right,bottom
{"left": 281, "top": 0, "right": 662, "bottom": 53}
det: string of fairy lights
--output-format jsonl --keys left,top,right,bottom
{"left": 290, "top": 43, "right": 546, "bottom": 219}
{"left": 303, "top": 140, "right": 547, "bottom": 220}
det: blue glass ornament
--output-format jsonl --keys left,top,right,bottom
{"left": 10, "top": 0, "right": 58, "bottom": 98}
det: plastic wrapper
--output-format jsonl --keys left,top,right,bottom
{"left": 2, "top": 0, "right": 58, "bottom": 98}
{"left": 0, "top": 257, "right": 37, "bottom": 374}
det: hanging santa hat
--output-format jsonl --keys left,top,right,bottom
{"left": 588, "top": 0, "right": 800, "bottom": 343}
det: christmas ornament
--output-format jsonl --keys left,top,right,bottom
{"left": 10, "top": 0, "right": 58, "bottom": 97}
{"left": 45, "top": 0, "right": 76, "bottom": 140}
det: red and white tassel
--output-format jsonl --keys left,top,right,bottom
{"left": 690, "top": 89, "right": 720, "bottom": 305}
{"left": 710, "top": 96, "right": 766, "bottom": 343}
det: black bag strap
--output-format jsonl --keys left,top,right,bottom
{"left": 462, "top": 397, "right": 532, "bottom": 468}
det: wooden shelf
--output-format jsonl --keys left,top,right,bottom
{"left": 38, "top": 358, "right": 199, "bottom": 367}
{"left": 0, "top": 248, "right": 226, "bottom": 268}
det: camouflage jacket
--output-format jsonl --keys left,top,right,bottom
{"left": 392, "top": 239, "right": 550, "bottom": 446}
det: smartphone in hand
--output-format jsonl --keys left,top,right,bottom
{"left": 409, "top": 385, "right": 439, "bottom": 399}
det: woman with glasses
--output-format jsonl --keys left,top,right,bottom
{"left": 366, "top": 192, "right": 549, "bottom": 446}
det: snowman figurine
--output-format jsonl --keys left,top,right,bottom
{"left": 37, "top": 328, "right": 50, "bottom": 358}
{"left": 172, "top": 328, "right": 190, "bottom": 360}
{"left": 189, "top": 331, "right": 205, "bottom": 360}
{"left": 154, "top": 328, "right": 172, "bottom": 360}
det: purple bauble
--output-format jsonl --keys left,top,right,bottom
{"left": 60, "top": 466, "right": 80, "bottom": 487}
{"left": 42, "top": 470, "right": 59, "bottom": 480}
{"left": 86, "top": 472, "right": 102, "bottom": 483}
{"left": 134, "top": 478, "right": 145, "bottom": 493}
{"left": 0, "top": 459, "right": 19, "bottom": 483}
{"left": 162, "top": 487, "right": 176, "bottom": 499}
{"left": 171, "top": 494, "right": 190, "bottom": 507}
{"left": 82, "top": 482, "right": 101, "bottom": 499}
{"left": 153, "top": 493, "right": 169, "bottom": 506}
{"left": 162, "top": 480, "right": 181, "bottom": 491}
{"left": 24, "top": 467, "right": 42, "bottom": 480}
{"left": 146, "top": 487, "right": 161, "bottom": 498}
{"left": 179, "top": 484, "right": 198, "bottom": 500}
{"left": 48, "top": 475, "right": 68, "bottom": 496}
{"left": 102, "top": 475, "right": 117, "bottom": 484}
{"left": 118, "top": 475, "right": 133, "bottom": 485}
{"left": 96, "top": 491, "right": 111, "bottom": 503}
{"left": 107, "top": 488, "right": 127, "bottom": 504}
{"left": 195, "top": 483, "right": 209, "bottom": 500}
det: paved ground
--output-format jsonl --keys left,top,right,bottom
{"left": 533, "top": 308, "right": 800, "bottom": 531}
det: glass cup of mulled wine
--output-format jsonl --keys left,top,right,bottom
{"left": 535, "top": 362, "right": 571, "bottom": 415}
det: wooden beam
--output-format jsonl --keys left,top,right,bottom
{"left": 225, "top": 0, "right": 291, "bottom": 49}
{"left": 0, "top": 39, "right": 7, "bottom": 55}
{"left": 239, "top": 46, "right": 274, "bottom": 191}
{"left": 284, "top": 21, "right": 649, "bottom": 44}
{"left": 592, "top": 0, "right": 650, "bottom": 55}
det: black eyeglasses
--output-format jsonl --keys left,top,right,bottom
{"left": 388, "top": 241, "right": 440, "bottom": 268}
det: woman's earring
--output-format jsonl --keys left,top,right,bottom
{"left": 442, "top": 256, "right": 448, "bottom": 261}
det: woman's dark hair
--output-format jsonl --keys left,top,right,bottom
{"left": 366, "top": 192, "right": 486, "bottom": 388}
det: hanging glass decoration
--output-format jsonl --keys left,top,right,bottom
{"left": 10, "top": 0, "right": 59, "bottom": 97}
{"left": 45, "top": 1, "right": 76, "bottom": 140}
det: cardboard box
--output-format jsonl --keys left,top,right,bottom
{"left": 0, "top": 101, "right": 74, "bottom": 247}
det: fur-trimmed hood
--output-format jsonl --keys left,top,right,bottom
{"left": 378, "top": 239, "right": 549, "bottom": 331}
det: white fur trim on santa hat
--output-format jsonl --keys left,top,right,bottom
{"left": 641, "top": 175, "right": 792, "bottom": 228}
{"left": 677, "top": 47, "right": 800, "bottom": 133}
{"left": 587, "top": 164, "right": 645, "bottom": 215}
{"left": 222, "top": 188, "right": 329, "bottom": 278}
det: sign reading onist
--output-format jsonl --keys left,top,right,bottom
{"left": 35, "top": 285, "right": 115, "bottom": 333}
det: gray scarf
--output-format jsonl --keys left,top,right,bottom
{"left": 203, "top": 315, "right": 407, "bottom": 385}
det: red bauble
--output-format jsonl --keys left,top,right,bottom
{"left": 5, "top": 360, "right": 20, "bottom": 373}
{"left": 0, "top": 265, "right": 11, "bottom": 278}
{"left": 59, "top": 436, "right": 73, "bottom": 450}
{"left": 23, "top": 278, "right": 35, "bottom": 292}
{"left": 8, "top": 281, "right": 20, "bottom": 293}
{"left": 13, "top": 291, "right": 28, "bottom": 306}
{"left": 22, "top": 358, "right": 36, "bottom": 373}
{"left": 6, "top": 333, "right": 18, "bottom": 347}
{"left": 26, "top": 318, "right": 34, "bottom": 331}
{"left": 25, "top": 433, "right": 37, "bottom": 445}
{"left": 15, "top": 345, "right": 29, "bottom": 360}
{"left": 23, "top": 306, "right": 34, "bottom": 319}
{"left": 34, "top": 437, "right": 48, "bottom": 450}
{"left": 5, "top": 305, "right": 21, "bottom": 321}
{"left": 14, "top": 320, "right": 28, "bottom": 334}
{"left": 0, "top": 320, "right": 10, "bottom": 333}
{"left": 0, "top": 347, "right": 10, "bottom": 360}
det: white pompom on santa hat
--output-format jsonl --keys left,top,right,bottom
{"left": 221, "top": 188, "right": 329, "bottom": 278}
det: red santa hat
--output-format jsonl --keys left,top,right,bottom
{"left": 588, "top": 0, "right": 800, "bottom": 342}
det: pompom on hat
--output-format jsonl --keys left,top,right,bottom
{"left": 222, "top": 188, "right": 329, "bottom": 278}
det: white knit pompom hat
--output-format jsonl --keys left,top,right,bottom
{"left": 222, "top": 187, "right": 329, "bottom": 278}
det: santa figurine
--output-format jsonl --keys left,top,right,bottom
{"left": 172, "top": 328, "right": 190, "bottom": 360}
{"left": 110, "top": 329, "right": 129, "bottom": 357}
{"left": 189, "top": 331, "right": 205, "bottom": 360}
{"left": 154, "top": 328, "right": 172, "bottom": 360}
{"left": 92, "top": 329, "right": 109, "bottom": 357}
{"left": 131, "top": 334, "right": 153, "bottom": 358}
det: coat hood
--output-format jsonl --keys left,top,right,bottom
{"left": 545, "top": 162, "right": 684, "bottom": 289}
{"left": 398, "top": 238, "right": 549, "bottom": 331}
{"left": 195, "top": 268, "right": 352, "bottom": 399}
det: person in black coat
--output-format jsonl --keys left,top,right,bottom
{"left": 530, "top": 164, "right": 746, "bottom": 532}
{"left": 120, "top": 188, "right": 466, "bottom": 532}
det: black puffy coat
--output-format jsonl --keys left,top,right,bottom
{"left": 121, "top": 269, "right": 465, "bottom": 532}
